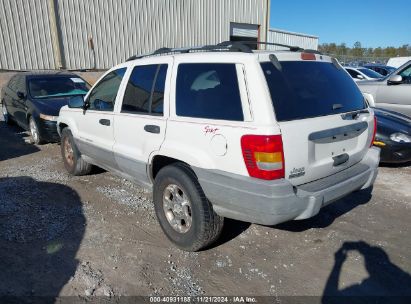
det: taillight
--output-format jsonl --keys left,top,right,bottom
{"left": 241, "top": 135, "right": 285, "bottom": 180}
{"left": 371, "top": 116, "right": 377, "bottom": 147}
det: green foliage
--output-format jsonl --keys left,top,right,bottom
{"left": 319, "top": 43, "right": 411, "bottom": 59}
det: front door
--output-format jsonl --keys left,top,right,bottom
{"left": 377, "top": 63, "right": 411, "bottom": 117}
{"left": 113, "top": 60, "right": 171, "bottom": 186}
{"left": 76, "top": 68, "right": 127, "bottom": 170}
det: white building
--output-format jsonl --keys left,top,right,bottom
{"left": 0, "top": 0, "right": 318, "bottom": 70}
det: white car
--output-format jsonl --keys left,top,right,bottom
{"left": 345, "top": 67, "right": 383, "bottom": 81}
{"left": 57, "top": 42, "right": 380, "bottom": 251}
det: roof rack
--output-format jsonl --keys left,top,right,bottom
{"left": 126, "top": 42, "right": 252, "bottom": 61}
{"left": 126, "top": 41, "right": 321, "bottom": 62}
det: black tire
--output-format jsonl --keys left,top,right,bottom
{"left": 29, "top": 116, "right": 44, "bottom": 145}
{"left": 153, "top": 163, "right": 224, "bottom": 251}
{"left": 2, "top": 102, "right": 13, "bottom": 125}
{"left": 60, "top": 128, "right": 92, "bottom": 176}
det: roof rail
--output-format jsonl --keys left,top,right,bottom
{"left": 126, "top": 42, "right": 252, "bottom": 61}
{"left": 125, "top": 41, "right": 322, "bottom": 62}
{"left": 218, "top": 41, "right": 304, "bottom": 52}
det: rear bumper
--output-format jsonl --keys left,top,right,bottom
{"left": 194, "top": 147, "right": 380, "bottom": 226}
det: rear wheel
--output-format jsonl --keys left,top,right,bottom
{"left": 61, "top": 128, "right": 92, "bottom": 176}
{"left": 2, "top": 102, "right": 13, "bottom": 125}
{"left": 153, "top": 163, "right": 224, "bottom": 251}
{"left": 29, "top": 116, "right": 43, "bottom": 145}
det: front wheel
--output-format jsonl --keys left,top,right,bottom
{"left": 153, "top": 163, "right": 224, "bottom": 251}
{"left": 29, "top": 116, "right": 43, "bottom": 145}
{"left": 61, "top": 128, "right": 92, "bottom": 176}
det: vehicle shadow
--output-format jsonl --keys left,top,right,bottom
{"left": 0, "top": 176, "right": 85, "bottom": 302}
{"left": 0, "top": 121, "right": 39, "bottom": 161}
{"left": 274, "top": 188, "right": 373, "bottom": 232}
{"left": 322, "top": 241, "right": 411, "bottom": 303}
{"left": 380, "top": 161, "right": 411, "bottom": 168}
{"left": 207, "top": 219, "right": 251, "bottom": 250}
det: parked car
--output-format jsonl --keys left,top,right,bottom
{"left": 373, "top": 108, "right": 411, "bottom": 163}
{"left": 345, "top": 67, "right": 383, "bottom": 81}
{"left": 363, "top": 64, "right": 396, "bottom": 77}
{"left": 1, "top": 71, "right": 90, "bottom": 144}
{"left": 358, "top": 60, "right": 411, "bottom": 117}
{"left": 57, "top": 42, "right": 379, "bottom": 251}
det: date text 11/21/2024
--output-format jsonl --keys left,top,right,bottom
{"left": 149, "top": 296, "right": 257, "bottom": 303}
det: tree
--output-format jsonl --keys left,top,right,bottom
{"left": 352, "top": 41, "right": 363, "bottom": 57}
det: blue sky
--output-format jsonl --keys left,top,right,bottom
{"left": 269, "top": 0, "right": 411, "bottom": 48}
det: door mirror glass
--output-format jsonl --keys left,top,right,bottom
{"left": 388, "top": 75, "right": 403, "bottom": 85}
{"left": 17, "top": 91, "right": 25, "bottom": 99}
{"left": 68, "top": 95, "right": 85, "bottom": 108}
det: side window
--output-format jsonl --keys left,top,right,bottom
{"left": 399, "top": 65, "right": 411, "bottom": 84}
{"left": 347, "top": 69, "right": 359, "bottom": 78}
{"left": 7, "top": 75, "right": 18, "bottom": 92}
{"left": 152, "top": 65, "right": 167, "bottom": 115}
{"left": 176, "top": 63, "right": 244, "bottom": 121}
{"left": 88, "top": 68, "right": 126, "bottom": 111}
{"left": 121, "top": 64, "right": 168, "bottom": 115}
{"left": 15, "top": 75, "right": 26, "bottom": 93}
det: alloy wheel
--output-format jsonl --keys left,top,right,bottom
{"left": 163, "top": 184, "right": 192, "bottom": 233}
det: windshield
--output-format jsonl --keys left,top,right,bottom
{"left": 358, "top": 68, "right": 383, "bottom": 79}
{"left": 261, "top": 61, "right": 366, "bottom": 121}
{"left": 29, "top": 76, "right": 90, "bottom": 99}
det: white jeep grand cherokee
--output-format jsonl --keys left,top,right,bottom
{"left": 57, "top": 42, "right": 380, "bottom": 251}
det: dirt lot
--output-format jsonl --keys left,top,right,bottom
{"left": 1, "top": 117, "right": 411, "bottom": 300}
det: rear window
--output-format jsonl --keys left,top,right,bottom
{"left": 261, "top": 61, "right": 366, "bottom": 121}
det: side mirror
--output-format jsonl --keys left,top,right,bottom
{"left": 357, "top": 74, "right": 365, "bottom": 80}
{"left": 388, "top": 75, "right": 403, "bottom": 85}
{"left": 17, "top": 91, "right": 25, "bottom": 99}
{"left": 68, "top": 95, "right": 85, "bottom": 108}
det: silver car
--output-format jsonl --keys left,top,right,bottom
{"left": 358, "top": 60, "right": 411, "bottom": 117}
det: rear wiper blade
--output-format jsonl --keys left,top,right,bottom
{"left": 269, "top": 54, "right": 282, "bottom": 71}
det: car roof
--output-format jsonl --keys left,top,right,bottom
{"left": 16, "top": 70, "right": 80, "bottom": 78}
{"left": 121, "top": 50, "right": 332, "bottom": 68}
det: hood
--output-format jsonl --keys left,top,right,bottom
{"left": 32, "top": 96, "right": 77, "bottom": 116}
{"left": 374, "top": 107, "right": 411, "bottom": 135}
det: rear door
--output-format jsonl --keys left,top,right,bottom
{"left": 260, "top": 55, "right": 374, "bottom": 186}
{"left": 113, "top": 58, "right": 171, "bottom": 185}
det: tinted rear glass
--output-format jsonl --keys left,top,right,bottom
{"left": 176, "top": 63, "right": 243, "bottom": 121}
{"left": 261, "top": 61, "right": 366, "bottom": 121}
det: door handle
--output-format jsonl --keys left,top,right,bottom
{"left": 99, "top": 119, "right": 111, "bottom": 126}
{"left": 144, "top": 124, "right": 160, "bottom": 134}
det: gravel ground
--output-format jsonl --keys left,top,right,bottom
{"left": 0, "top": 116, "right": 411, "bottom": 301}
